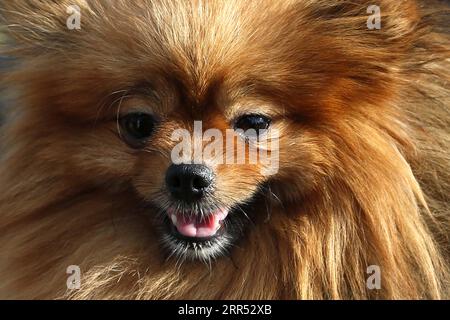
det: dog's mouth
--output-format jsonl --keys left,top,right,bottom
{"left": 160, "top": 205, "right": 242, "bottom": 262}
{"left": 166, "top": 207, "right": 229, "bottom": 239}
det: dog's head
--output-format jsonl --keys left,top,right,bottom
{"left": 1, "top": 0, "right": 422, "bottom": 263}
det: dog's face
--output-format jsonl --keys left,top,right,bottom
{"left": 115, "top": 85, "right": 284, "bottom": 261}
{"left": 2, "top": 0, "right": 417, "bottom": 263}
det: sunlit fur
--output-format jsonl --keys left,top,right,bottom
{"left": 0, "top": 0, "right": 449, "bottom": 299}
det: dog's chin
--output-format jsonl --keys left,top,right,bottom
{"left": 158, "top": 205, "right": 244, "bottom": 263}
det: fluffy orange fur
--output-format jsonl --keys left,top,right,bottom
{"left": 0, "top": 0, "right": 449, "bottom": 299}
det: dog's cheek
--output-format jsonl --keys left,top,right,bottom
{"left": 272, "top": 129, "right": 336, "bottom": 201}
{"left": 27, "top": 119, "right": 138, "bottom": 185}
{"left": 214, "top": 164, "right": 266, "bottom": 205}
{"left": 130, "top": 153, "right": 171, "bottom": 201}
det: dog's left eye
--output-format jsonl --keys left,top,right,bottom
{"left": 120, "top": 113, "right": 156, "bottom": 147}
{"left": 234, "top": 114, "right": 271, "bottom": 133}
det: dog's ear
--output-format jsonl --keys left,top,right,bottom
{"left": 0, "top": 0, "right": 88, "bottom": 54}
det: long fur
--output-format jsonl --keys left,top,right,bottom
{"left": 0, "top": 0, "right": 449, "bottom": 299}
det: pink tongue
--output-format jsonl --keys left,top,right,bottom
{"left": 168, "top": 208, "right": 228, "bottom": 238}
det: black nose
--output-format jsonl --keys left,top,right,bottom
{"left": 165, "top": 164, "right": 215, "bottom": 203}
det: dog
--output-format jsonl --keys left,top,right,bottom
{"left": 0, "top": 0, "right": 449, "bottom": 299}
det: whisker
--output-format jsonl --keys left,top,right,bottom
{"left": 93, "top": 89, "right": 129, "bottom": 127}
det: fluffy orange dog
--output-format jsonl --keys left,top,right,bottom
{"left": 0, "top": 0, "right": 449, "bottom": 299}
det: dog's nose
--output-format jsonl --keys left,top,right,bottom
{"left": 165, "top": 164, "right": 215, "bottom": 202}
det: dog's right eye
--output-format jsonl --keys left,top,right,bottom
{"left": 119, "top": 113, "right": 156, "bottom": 147}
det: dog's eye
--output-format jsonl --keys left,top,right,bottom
{"left": 234, "top": 114, "right": 271, "bottom": 134}
{"left": 120, "top": 113, "right": 156, "bottom": 146}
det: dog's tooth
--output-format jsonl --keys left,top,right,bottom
{"left": 216, "top": 208, "right": 229, "bottom": 221}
